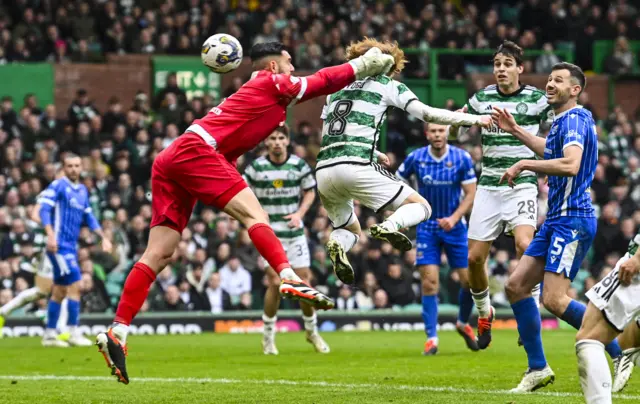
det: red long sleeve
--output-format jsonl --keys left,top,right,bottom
{"left": 298, "top": 63, "right": 356, "bottom": 104}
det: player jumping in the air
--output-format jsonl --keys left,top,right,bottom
{"left": 576, "top": 231, "right": 640, "bottom": 402}
{"left": 397, "top": 123, "right": 478, "bottom": 355}
{"left": 450, "top": 41, "right": 549, "bottom": 349}
{"left": 39, "top": 154, "right": 111, "bottom": 347}
{"left": 243, "top": 126, "right": 329, "bottom": 355}
{"left": 492, "top": 62, "right": 623, "bottom": 392}
{"left": 95, "top": 41, "right": 395, "bottom": 384}
{"left": 316, "top": 38, "right": 491, "bottom": 285}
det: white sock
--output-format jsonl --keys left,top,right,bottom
{"left": 44, "top": 328, "right": 58, "bottom": 338}
{"left": 531, "top": 283, "right": 541, "bottom": 308}
{"left": 57, "top": 298, "right": 69, "bottom": 332}
{"left": 428, "top": 337, "right": 439, "bottom": 345}
{"left": 576, "top": 339, "right": 612, "bottom": 404}
{"left": 0, "top": 286, "right": 46, "bottom": 316}
{"left": 303, "top": 312, "right": 317, "bottom": 334}
{"left": 68, "top": 325, "right": 78, "bottom": 336}
{"left": 111, "top": 322, "right": 130, "bottom": 344}
{"left": 262, "top": 314, "right": 277, "bottom": 338}
{"left": 329, "top": 229, "right": 359, "bottom": 253}
{"left": 279, "top": 268, "right": 301, "bottom": 281}
{"left": 471, "top": 288, "right": 491, "bottom": 318}
{"left": 382, "top": 202, "right": 431, "bottom": 231}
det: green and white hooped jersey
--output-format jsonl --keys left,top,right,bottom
{"left": 317, "top": 75, "right": 418, "bottom": 170}
{"left": 628, "top": 233, "right": 640, "bottom": 256}
{"left": 243, "top": 155, "right": 315, "bottom": 240}
{"left": 466, "top": 85, "right": 553, "bottom": 189}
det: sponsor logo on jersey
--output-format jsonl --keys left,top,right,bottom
{"left": 272, "top": 179, "right": 284, "bottom": 188}
{"left": 422, "top": 174, "right": 453, "bottom": 185}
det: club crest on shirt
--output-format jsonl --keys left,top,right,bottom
{"left": 516, "top": 102, "right": 528, "bottom": 114}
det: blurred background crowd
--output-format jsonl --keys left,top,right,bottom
{"left": 1, "top": 0, "right": 640, "bottom": 316}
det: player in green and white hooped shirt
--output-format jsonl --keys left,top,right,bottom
{"left": 315, "top": 38, "right": 492, "bottom": 286}
{"left": 450, "top": 41, "right": 549, "bottom": 349}
{"left": 243, "top": 126, "right": 329, "bottom": 355}
{"left": 0, "top": 196, "right": 59, "bottom": 336}
{"left": 577, "top": 231, "right": 640, "bottom": 400}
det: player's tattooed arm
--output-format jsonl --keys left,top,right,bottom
{"left": 406, "top": 101, "right": 491, "bottom": 127}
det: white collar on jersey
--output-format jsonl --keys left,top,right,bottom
{"left": 428, "top": 144, "right": 449, "bottom": 163}
{"left": 553, "top": 105, "right": 583, "bottom": 121}
{"left": 62, "top": 176, "right": 80, "bottom": 190}
{"left": 250, "top": 71, "right": 260, "bottom": 80}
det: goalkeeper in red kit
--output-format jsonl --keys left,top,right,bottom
{"left": 95, "top": 41, "right": 395, "bottom": 384}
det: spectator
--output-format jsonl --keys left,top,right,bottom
{"left": 373, "top": 289, "right": 390, "bottom": 309}
{"left": 203, "top": 272, "right": 231, "bottom": 313}
{"left": 605, "top": 36, "right": 635, "bottom": 75}
{"left": 380, "top": 260, "right": 415, "bottom": 307}
{"left": 219, "top": 255, "right": 252, "bottom": 305}
{"left": 535, "top": 43, "right": 561, "bottom": 73}
{"left": 336, "top": 285, "right": 358, "bottom": 310}
{"left": 68, "top": 89, "right": 99, "bottom": 127}
{"left": 355, "top": 271, "right": 379, "bottom": 310}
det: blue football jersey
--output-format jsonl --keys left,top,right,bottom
{"left": 39, "top": 177, "right": 100, "bottom": 252}
{"left": 397, "top": 145, "right": 476, "bottom": 232}
{"left": 544, "top": 107, "right": 597, "bottom": 220}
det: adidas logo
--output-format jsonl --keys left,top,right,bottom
{"left": 528, "top": 215, "right": 535, "bottom": 220}
{"left": 485, "top": 105, "right": 493, "bottom": 111}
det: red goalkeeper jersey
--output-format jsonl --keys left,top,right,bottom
{"left": 187, "top": 63, "right": 356, "bottom": 163}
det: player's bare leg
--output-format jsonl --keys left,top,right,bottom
{"left": 419, "top": 265, "right": 440, "bottom": 355}
{"left": 370, "top": 192, "right": 431, "bottom": 252}
{"left": 613, "top": 321, "right": 640, "bottom": 392}
{"left": 505, "top": 255, "right": 555, "bottom": 392}
{"left": 327, "top": 218, "right": 360, "bottom": 285}
{"left": 97, "top": 225, "right": 181, "bottom": 384}
{"left": 0, "top": 275, "right": 51, "bottom": 337}
{"left": 225, "top": 188, "right": 333, "bottom": 309}
{"left": 576, "top": 303, "right": 621, "bottom": 403}
{"left": 467, "top": 239, "right": 495, "bottom": 349}
{"left": 454, "top": 267, "right": 479, "bottom": 351}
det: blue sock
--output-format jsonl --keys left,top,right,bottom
{"left": 561, "top": 299, "right": 622, "bottom": 358}
{"left": 67, "top": 299, "right": 80, "bottom": 327}
{"left": 512, "top": 297, "right": 547, "bottom": 370}
{"left": 457, "top": 288, "right": 474, "bottom": 324}
{"left": 421, "top": 295, "right": 438, "bottom": 339}
{"left": 46, "top": 300, "right": 62, "bottom": 330}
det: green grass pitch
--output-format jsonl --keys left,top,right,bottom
{"left": 1, "top": 329, "right": 638, "bottom": 403}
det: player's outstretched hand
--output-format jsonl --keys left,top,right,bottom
{"left": 101, "top": 237, "right": 113, "bottom": 253}
{"left": 492, "top": 107, "right": 518, "bottom": 133}
{"left": 477, "top": 115, "right": 493, "bottom": 128}
{"left": 437, "top": 217, "right": 458, "bottom": 232}
{"left": 377, "top": 152, "right": 391, "bottom": 168}
{"left": 449, "top": 106, "right": 467, "bottom": 139}
{"left": 284, "top": 212, "right": 303, "bottom": 229}
{"left": 618, "top": 254, "right": 640, "bottom": 286}
{"left": 350, "top": 47, "right": 395, "bottom": 80}
{"left": 499, "top": 162, "right": 524, "bottom": 188}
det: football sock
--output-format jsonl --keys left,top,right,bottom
{"left": 67, "top": 299, "right": 80, "bottom": 328}
{"left": 329, "top": 229, "right": 359, "bottom": 253}
{"left": 561, "top": 300, "right": 622, "bottom": 358}
{"left": 457, "top": 288, "right": 474, "bottom": 324}
{"left": 531, "top": 283, "right": 541, "bottom": 307}
{"left": 421, "top": 295, "right": 438, "bottom": 340}
{"left": 382, "top": 202, "right": 431, "bottom": 231}
{"left": 248, "top": 223, "right": 290, "bottom": 274}
{"left": 576, "top": 339, "right": 612, "bottom": 404}
{"left": 512, "top": 297, "right": 547, "bottom": 370}
{"left": 110, "top": 322, "right": 130, "bottom": 344}
{"left": 0, "top": 286, "right": 46, "bottom": 316}
{"left": 471, "top": 287, "right": 491, "bottom": 318}
{"left": 303, "top": 313, "right": 318, "bottom": 334}
{"left": 46, "top": 299, "right": 62, "bottom": 330}
{"left": 262, "top": 314, "right": 276, "bottom": 338}
{"left": 114, "top": 262, "right": 156, "bottom": 327}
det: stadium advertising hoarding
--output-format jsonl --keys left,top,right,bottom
{"left": 152, "top": 56, "right": 222, "bottom": 101}
{"left": 1, "top": 311, "right": 560, "bottom": 338}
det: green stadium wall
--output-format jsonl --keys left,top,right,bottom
{"left": 0, "top": 63, "right": 55, "bottom": 106}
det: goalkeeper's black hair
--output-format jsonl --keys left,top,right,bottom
{"left": 250, "top": 42, "right": 286, "bottom": 63}
{"left": 493, "top": 40, "right": 524, "bottom": 66}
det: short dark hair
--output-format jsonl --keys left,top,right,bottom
{"left": 551, "top": 62, "right": 586, "bottom": 92}
{"left": 271, "top": 125, "right": 290, "bottom": 138}
{"left": 250, "top": 42, "right": 286, "bottom": 65}
{"left": 493, "top": 40, "right": 524, "bottom": 66}
{"left": 63, "top": 152, "right": 80, "bottom": 163}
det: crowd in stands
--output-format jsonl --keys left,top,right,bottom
{"left": 1, "top": 0, "right": 640, "bottom": 315}
{"left": 1, "top": 1, "right": 639, "bottom": 75}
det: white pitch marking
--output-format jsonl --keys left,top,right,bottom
{"left": 1, "top": 375, "right": 639, "bottom": 400}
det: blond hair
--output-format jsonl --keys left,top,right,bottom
{"left": 346, "top": 37, "right": 407, "bottom": 76}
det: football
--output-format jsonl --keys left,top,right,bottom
{"left": 201, "top": 34, "right": 243, "bottom": 74}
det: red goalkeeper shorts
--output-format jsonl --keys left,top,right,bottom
{"left": 150, "top": 132, "right": 247, "bottom": 233}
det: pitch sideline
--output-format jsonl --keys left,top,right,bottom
{"left": 1, "top": 374, "right": 639, "bottom": 400}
